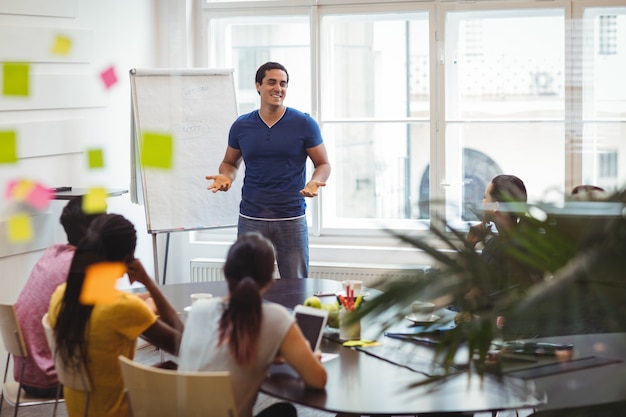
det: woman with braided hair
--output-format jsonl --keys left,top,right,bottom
{"left": 48, "top": 214, "right": 183, "bottom": 417}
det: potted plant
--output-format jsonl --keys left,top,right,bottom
{"left": 353, "top": 188, "right": 626, "bottom": 376}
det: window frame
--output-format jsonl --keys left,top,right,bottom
{"left": 195, "top": 0, "right": 623, "bottom": 241}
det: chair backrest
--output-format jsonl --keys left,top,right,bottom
{"left": 41, "top": 313, "right": 91, "bottom": 393}
{"left": 118, "top": 355, "right": 238, "bottom": 417}
{"left": 0, "top": 304, "right": 27, "bottom": 358}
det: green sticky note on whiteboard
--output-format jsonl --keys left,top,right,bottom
{"left": 141, "top": 132, "right": 173, "bottom": 169}
{"left": 87, "top": 148, "right": 104, "bottom": 169}
{"left": 0, "top": 131, "right": 18, "bottom": 163}
{"left": 3, "top": 62, "right": 29, "bottom": 96}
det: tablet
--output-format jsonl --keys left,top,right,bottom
{"left": 293, "top": 304, "right": 329, "bottom": 351}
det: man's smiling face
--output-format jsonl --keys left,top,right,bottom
{"left": 256, "top": 68, "right": 288, "bottom": 108}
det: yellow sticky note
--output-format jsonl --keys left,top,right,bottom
{"left": 141, "top": 132, "right": 173, "bottom": 169}
{"left": 8, "top": 213, "right": 33, "bottom": 242}
{"left": 82, "top": 187, "right": 107, "bottom": 214}
{"left": 342, "top": 339, "right": 379, "bottom": 348}
{"left": 3, "top": 62, "right": 29, "bottom": 96}
{"left": 80, "top": 262, "right": 126, "bottom": 304}
{"left": 87, "top": 148, "right": 104, "bottom": 169}
{"left": 12, "top": 179, "right": 35, "bottom": 200}
{"left": 0, "top": 131, "right": 18, "bottom": 163}
{"left": 51, "top": 35, "right": 72, "bottom": 55}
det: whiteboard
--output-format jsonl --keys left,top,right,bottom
{"left": 130, "top": 68, "right": 242, "bottom": 233}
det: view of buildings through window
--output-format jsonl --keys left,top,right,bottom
{"left": 202, "top": 1, "right": 626, "bottom": 234}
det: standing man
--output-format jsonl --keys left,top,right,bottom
{"left": 206, "top": 62, "right": 331, "bottom": 279}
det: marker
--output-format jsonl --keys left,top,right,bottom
{"left": 51, "top": 186, "right": 72, "bottom": 192}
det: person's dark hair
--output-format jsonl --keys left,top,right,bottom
{"left": 489, "top": 175, "right": 527, "bottom": 223}
{"left": 255, "top": 62, "right": 289, "bottom": 86}
{"left": 54, "top": 214, "right": 137, "bottom": 367}
{"left": 489, "top": 175, "right": 527, "bottom": 203}
{"left": 219, "top": 232, "right": 276, "bottom": 366}
{"left": 60, "top": 196, "right": 104, "bottom": 246}
{"left": 572, "top": 184, "right": 604, "bottom": 195}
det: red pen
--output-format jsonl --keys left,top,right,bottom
{"left": 348, "top": 287, "right": 354, "bottom": 311}
{"left": 337, "top": 294, "right": 350, "bottom": 310}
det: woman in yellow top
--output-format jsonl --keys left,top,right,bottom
{"left": 48, "top": 214, "right": 184, "bottom": 417}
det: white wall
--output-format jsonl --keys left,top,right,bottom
{"left": 0, "top": 0, "right": 162, "bottom": 303}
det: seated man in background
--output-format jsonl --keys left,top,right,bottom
{"left": 464, "top": 174, "right": 544, "bottom": 308}
{"left": 14, "top": 196, "right": 102, "bottom": 397}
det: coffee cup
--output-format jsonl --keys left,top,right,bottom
{"left": 190, "top": 293, "right": 213, "bottom": 305}
{"left": 341, "top": 280, "right": 363, "bottom": 296}
{"left": 411, "top": 301, "right": 435, "bottom": 321}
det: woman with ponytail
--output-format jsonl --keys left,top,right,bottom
{"left": 178, "top": 232, "right": 326, "bottom": 417}
{"left": 47, "top": 214, "right": 184, "bottom": 417}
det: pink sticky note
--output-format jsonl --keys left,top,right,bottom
{"left": 5, "top": 179, "right": 52, "bottom": 210}
{"left": 6, "top": 179, "right": 34, "bottom": 200}
{"left": 27, "top": 182, "right": 53, "bottom": 210}
{"left": 100, "top": 66, "right": 118, "bottom": 89}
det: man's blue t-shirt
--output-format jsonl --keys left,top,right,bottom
{"left": 228, "top": 107, "right": 323, "bottom": 219}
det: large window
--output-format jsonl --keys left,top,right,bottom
{"left": 199, "top": 0, "right": 626, "bottom": 236}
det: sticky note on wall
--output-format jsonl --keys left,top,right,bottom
{"left": 8, "top": 213, "right": 33, "bottom": 242}
{"left": 51, "top": 34, "right": 72, "bottom": 55}
{"left": 100, "top": 65, "right": 118, "bottom": 89}
{"left": 0, "top": 131, "right": 18, "bottom": 163}
{"left": 2, "top": 62, "right": 30, "bottom": 96}
{"left": 6, "top": 179, "right": 53, "bottom": 210}
{"left": 83, "top": 187, "right": 107, "bottom": 214}
{"left": 87, "top": 148, "right": 104, "bottom": 169}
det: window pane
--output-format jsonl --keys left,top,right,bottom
{"left": 320, "top": 10, "right": 431, "bottom": 230}
{"left": 322, "top": 122, "right": 429, "bottom": 226}
{"left": 447, "top": 122, "right": 565, "bottom": 213}
{"left": 321, "top": 12, "right": 430, "bottom": 119}
{"left": 446, "top": 9, "right": 565, "bottom": 121}
{"left": 209, "top": 17, "right": 310, "bottom": 114}
{"left": 444, "top": 7, "right": 566, "bottom": 223}
{"left": 581, "top": 7, "right": 626, "bottom": 191}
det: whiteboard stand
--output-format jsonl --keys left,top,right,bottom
{"left": 150, "top": 232, "right": 170, "bottom": 286}
{"left": 129, "top": 68, "right": 243, "bottom": 285}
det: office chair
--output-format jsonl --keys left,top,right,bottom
{"left": 118, "top": 355, "right": 238, "bottom": 417}
{"left": 0, "top": 304, "right": 59, "bottom": 417}
{"left": 42, "top": 313, "right": 91, "bottom": 417}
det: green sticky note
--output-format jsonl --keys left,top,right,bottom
{"left": 0, "top": 131, "right": 18, "bottom": 163}
{"left": 3, "top": 62, "right": 29, "bottom": 96}
{"left": 141, "top": 132, "right": 173, "bottom": 169}
{"left": 87, "top": 148, "right": 104, "bottom": 169}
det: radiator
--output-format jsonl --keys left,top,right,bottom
{"left": 190, "top": 258, "right": 428, "bottom": 288}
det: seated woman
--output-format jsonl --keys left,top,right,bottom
{"left": 48, "top": 214, "right": 184, "bottom": 417}
{"left": 178, "top": 232, "right": 327, "bottom": 417}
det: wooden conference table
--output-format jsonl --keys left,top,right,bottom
{"left": 158, "top": 278, "right": 626, "bottom": 415}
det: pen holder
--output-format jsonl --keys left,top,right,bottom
{"left": 339, "top": 308, "right": 361, "bottom": 341}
